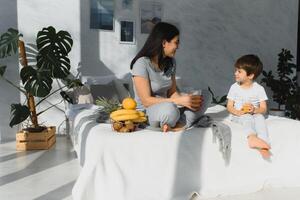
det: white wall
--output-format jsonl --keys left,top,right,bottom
{"left": 0, "top": 0, "right": 298, "bottom": 141}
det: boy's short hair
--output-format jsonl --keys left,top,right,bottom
{"left": 234, "top": 54, "right": 263, "bottom": 80}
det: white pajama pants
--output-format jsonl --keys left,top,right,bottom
{"left": 231, "top": 114, "right": 270, "bottom": 144}
{"left": 232, "top": 114, "right": 270, "bottom": 144}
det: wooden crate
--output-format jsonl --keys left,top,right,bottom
{"left": 16, "top": 126, "right": 56, "bottom": 151}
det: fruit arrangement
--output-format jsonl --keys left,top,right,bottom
{"left": 110, "top": 97, "right": 147, "bottom": 133}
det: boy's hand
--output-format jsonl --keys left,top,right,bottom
{"left": 248, "top": 104, "right": 255, "bottom": 114}
{"left": 241, "top": 103, "right": 255, "bottom": 114}
{"left": 236, "top": 109, "right": 246, "bottom": 116}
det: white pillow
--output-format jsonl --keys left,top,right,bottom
{"left": 89, "top": 81, "right": 119, "bottom": 103}
{"left": 81, "top": 74, "right": 133, "bottom": 102}
{"left": 73, "top": 85, "right": 94, "bottom": 104}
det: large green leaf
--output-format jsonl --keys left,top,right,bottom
{"left": 35, "top": 26, "right": 72, "bottom": 79}
{"left": 0, "top": 28, "right": 21, "bottom": 58}
{"left": 20, "top": 66, "right": 53, "bottom": 97}
{"left": 37, "top": 53, "right": 70, "bottom": 78}
{"left": 37, "top": 27, "right": 73, "bottom": 55}
{"left": 9, "top": 104, "right": 30, "bottom": 127}
{"left": 0, "top": 65, "right": 6, "bottom": 76}
{"left": 20, "top": 65, "right": 36, "bottom": 84}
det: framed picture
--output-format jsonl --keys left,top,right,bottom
{"left": 122, "top": 0, "right": 133, "bottom": 10}
{"left": 120, "top": 20, "right": 135, "bottom": 44}
{"left": 140, "top": 1, "right": 163, "bottom": 34}
{"left": 90, "top": 0, "right": 114, "bottom": 30}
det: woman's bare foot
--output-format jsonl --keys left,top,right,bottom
{"left": 171, "top": 122, "right": 186, "bottom": 132}
{"left": 162, "top": 124, "right": 170, "bottom": 133}
{"left": 248, "top": 135, "right": 270, "bottom": 149}
{"left": 258, "top": 148, "right": 271, "bottom": 159}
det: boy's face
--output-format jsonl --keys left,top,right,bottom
{"left": 234, "top": 68, "right": 254, "bottom": 84}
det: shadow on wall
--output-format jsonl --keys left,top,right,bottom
{"left": 80, "top": 0, "right": 146, "bottom": 78}
{"left": 0, "top": 0, "right": 19, "bottom": 143}
{"left": 79, "top": 0, "right": 114, "bottom": 77}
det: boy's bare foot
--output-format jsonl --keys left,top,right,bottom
{"left": 258, "top": 148, "right": 271, "bottom": 159}
{"left": 248, "top": 135, "right": 270, "bottom": 149}
{"left": 162, "top": 124, "right": 170, "bottom": 133}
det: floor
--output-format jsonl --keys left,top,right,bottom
{"left": 0, "top": 136, "right": 80, "bottom": 200}
{"left": 199, "top": 187, "right": 300, "bottom": 200}
{"left": 0, "top": 136, "right": 300, "bottom": 200}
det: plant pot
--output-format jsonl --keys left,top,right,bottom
{"left": 16, "top": 126, "right": 56, "bottom": 151}
{"left": 269, "top": 109, "right": 285, "bottom": 117}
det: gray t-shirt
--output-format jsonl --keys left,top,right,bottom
{"left": 131, "top": 57, "right": 176, "bottom": 110}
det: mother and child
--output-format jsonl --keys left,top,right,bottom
{"left": 130, "top": 22, "right": 271, "bottom": 158}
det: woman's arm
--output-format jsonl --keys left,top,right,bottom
{"left": 133, "top": 76, "right": 175, "bottom": 107}
{"left": 167, "top": 75, "right": 181, "bottom": 98}
{"left": 167, "top": 75, "right": 202, "bottom": 110}
{"left": 227, "top": 99, "right": 245, "bottom": 116}
{"left": 133, "top": 76, "right": 201, "bottom": 110}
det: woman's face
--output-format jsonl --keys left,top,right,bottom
{"left": 162, "top": 35, "right": 179, "bottom": 57}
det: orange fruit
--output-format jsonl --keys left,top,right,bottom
{"left": 241, "top": 104, "right": 251, "bottom": 112}
{"left": 122, "top": 97, "right": 137, "bottom": 110}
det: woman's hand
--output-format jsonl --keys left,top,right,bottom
{"left": 176, "top": 94, "right": 203, "bottom": 111}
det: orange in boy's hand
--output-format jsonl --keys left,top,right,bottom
{"left": 241, "top": 103, "right": 251, "bottom": 113}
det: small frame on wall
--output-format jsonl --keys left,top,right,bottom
{"left": 122, "top": 0, "right": 133, "bottom": 10}
{"left": 120, "top": 20, "right": 135, "bottom": 44}
{"left": 90, "top": 0, "right": 114, "bottom": 31}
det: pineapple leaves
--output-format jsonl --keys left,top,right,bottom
{"left": 96, "top": 97, "right": 120, "bottom": 113}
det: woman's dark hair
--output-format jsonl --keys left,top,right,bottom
{"left": 130, "top": 22, "right": 179, "bottom": 70}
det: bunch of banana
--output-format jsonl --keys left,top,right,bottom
{"left": 110, "top": 109, "right": 147, "bottom": 123}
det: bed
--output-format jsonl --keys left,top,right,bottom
{"left": 70, "top": 103, "right": 300, "bottom": 200}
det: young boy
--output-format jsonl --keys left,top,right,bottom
{"left": 227, "top": 54, "right": 271, "bottom": 158}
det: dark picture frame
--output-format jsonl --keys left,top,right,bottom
{"left": 120, "top": 20, "right": 135, "bottom": 44}
{"left": 122, "top": 0, "right": 133, "bottom": 10}
{"left": 90, "top": 0, "right": 114, "bottom": 31}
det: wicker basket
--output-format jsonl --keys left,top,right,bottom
{"left": 111, "top": 120, "right": 138, "bottom": 133}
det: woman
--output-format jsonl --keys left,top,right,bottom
{"left": 130, "top": 22, "right": 211, "bottom": 132}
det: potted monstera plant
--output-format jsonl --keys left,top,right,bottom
{"left": 0, "top": 27, "right": 82, "bottom": 150}
{"left": 261, "top": 49, "right": 298, "bottom": 117}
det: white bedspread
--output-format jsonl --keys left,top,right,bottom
{"left": 71, "top": 105, "right": 300, "bottom": 200}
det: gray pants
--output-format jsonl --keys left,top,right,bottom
{"left": 231, "top": 114, "right": 270, "bottom": 144}
{"left": 146, "top": 89, "right": 212, "bottom": 128}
